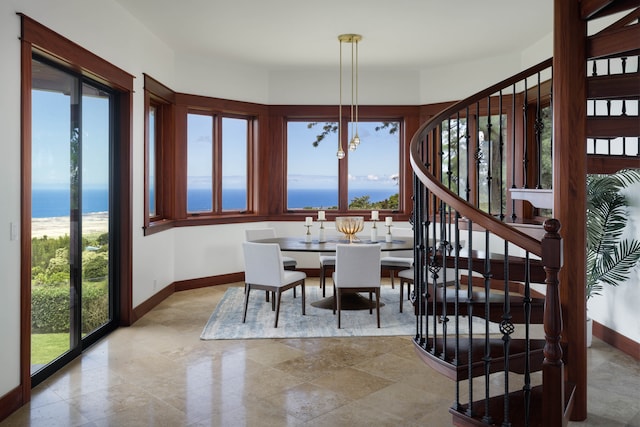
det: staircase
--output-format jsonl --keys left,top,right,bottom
{"left": 408, "top": 2, "right": 638, "bottom": 426}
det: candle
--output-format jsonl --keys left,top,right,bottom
{"left": 317, "top": 210, "right": 326, "bottom": 221}
{"left": 305, "top": 217, "right": 313, "bottom": 226}
{"left": 385, "top": 216, "right": 393, "bottom": 226}
{"left": 371, "top": 210, "right": 379, "bottom": 221}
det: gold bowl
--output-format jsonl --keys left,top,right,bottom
{"left": 335, "top": 216, "right": 364, "bottom": 242}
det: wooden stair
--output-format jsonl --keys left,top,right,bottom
{"left": 449, "top": 382, "right": 576, "bottom": 427}
{"left": 412, "top": 337, "right": 546, "bottom": 382}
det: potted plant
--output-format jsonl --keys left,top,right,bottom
{"left": 585, "top": 168, "right": 640, "bottom": 346}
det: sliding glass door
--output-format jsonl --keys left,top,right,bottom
{"left": 30, "top": 57, "right": 115, "bottom": 384}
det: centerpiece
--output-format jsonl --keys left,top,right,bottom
{"left": 335, "top": 216, "right": 364, "bottom": 243}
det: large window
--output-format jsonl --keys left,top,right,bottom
{"left": 287, "top": 119, "right": 400, "bottom": 211}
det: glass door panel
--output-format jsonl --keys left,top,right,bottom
{"left": 31, "top": 59, "right": 75, "bottom": 372}
{"left": 81, "top": 84, "right": 111, "bottom": 336}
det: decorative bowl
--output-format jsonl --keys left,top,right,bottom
{"left": 335, "top": 216, "right": 364, "bottom": 242}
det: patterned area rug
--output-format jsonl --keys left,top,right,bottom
{"left": 200, "top": 285, "right": 499, "bottom": 340}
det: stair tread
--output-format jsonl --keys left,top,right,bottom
{"left": 450, "top": 382, "right": 576, "bottom": 427}
{"left": 413, "top": 336, "right": 545, "bottom": 381}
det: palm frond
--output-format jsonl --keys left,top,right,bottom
{"left": 585, "top": 169, "right": 640, "bottom": 299}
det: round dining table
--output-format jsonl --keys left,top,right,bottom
{"left": 252, "top": 236, "right": 415, "bottom": 310}
{"left": 252, "top": 236, "right": 415, "bottom": 252}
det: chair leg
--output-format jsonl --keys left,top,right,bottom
{"left": 265, "top": 290, "right": 270, "bottom": 302}
{"left": 243, "top": 285, "right": 251, "bottom": 323}
{"left": 337, "top": 288, "right": 341, "bottom": 329}
{"left": 320, "top": 264, "right": 326, "bottom": 297}
{"left": 390, "top": 271, "right": 395, "bottom": 288}
{"left": 332, "top": 282, "right": 337, "bottom": 314}
{"left": 271, "top": 292, "right": 276, "bottom": 311}
{"left": 368, "top": 291, "right": 373, "bottom": 314}
{"left": 399, "top": 279, "right": 404, "bottom": 313}
{"left": 376, "top": 289, "right": 381, "bottom": 328}
{"left": 274, "top": 290, "right": 282, "bottom": 328}
{"left": 301, "top": 281, "right": 306, "bottom": 315}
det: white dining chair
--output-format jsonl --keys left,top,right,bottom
{"left": 244, "top": 228, "right": 297, "bottom": 270}
{"left": 380, "top": 227, "right": 414, "bottom": 288}
{"left": 319, "top": 253, "right": 335, "bottom": 297}
{"left": 398, "top": 267, "right": 458, "bottom": 313}
{"left": 332, "top": 243, "right": 382, "bottom": 328}
{"left": 245, "top": 227, "right": 298, "bottom": 301}
{"left": 242, "top": 242, "right": 306, "bottom": 328}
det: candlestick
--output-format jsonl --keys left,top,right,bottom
{"left": 371, "top": 210, "right": 379, "bottom": 221}
{"left": 370, "top": 220, "right": 378, "bottom": 242}
{"left": 318, "top": 220, "right": 326, "bottom": 243}
{"left": 317, "top": 210, "right": 326, "bottom": 221}
{"left": 385, "top": 224, "right": 392, "bottom": 242}
{"left": 305, "top": 224, "right": 312, "bottom": 242}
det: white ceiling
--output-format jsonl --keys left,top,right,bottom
{"left": 114, "top": 0, "right": 553, "bottom": 71}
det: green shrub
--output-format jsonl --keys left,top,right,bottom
{"left": 31, "top": 282, "right": 109, "bottom": 334}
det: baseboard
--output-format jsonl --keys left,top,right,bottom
{"left": 131, "top": 282, "right": 175, "bottom": 323}
{"left": 0, "top": 385, "right": 24, "bottom": 423}
{"left": 174, "top": 272, "right": 244, "bottom": 291}
{"left": 593, "top": 320, "right": 640, "bottom": 361}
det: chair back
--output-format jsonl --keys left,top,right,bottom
{"left": 388, "top": 227, "right": 414, "bottom": 258}
{"left": 245, "top": 228, "right": 277, "bottom": 241}
{"left": 242, "top": 242, "right": 284, "bottom": 285}
{"left": 335, "top": 243, "right": 381, "bottom": 288}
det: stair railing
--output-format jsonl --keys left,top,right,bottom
{"left": 408, "top": 58, "right": 567, "bottom": 426}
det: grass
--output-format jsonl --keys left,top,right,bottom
{"left": 31, "top": 333, "right": 69, "bottom": 365}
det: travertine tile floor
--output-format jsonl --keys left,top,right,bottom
{"left": 2, "top": 280, "right": 638, "bottom": 426}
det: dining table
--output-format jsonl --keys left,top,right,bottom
{"left": 252, "top": 236, "right": 415, "bottom": 310}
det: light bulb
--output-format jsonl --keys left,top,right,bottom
{"left": 349, "top": 140, "right": 357, "bottom": 151}
{"left": 353, "top": 134, "right": 360, "bottom": 146}
{"left": 337, "top": 148, "right": 345, "bottom": 159}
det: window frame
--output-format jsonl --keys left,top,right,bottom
{"left": 185, "top": 110, "right": 254, "bottom": 217}
{"left": 143, "top": 74, "right": 176, "bottom": 234}
{"left": 279, "top": 105, "right": 416, "bottom": 220}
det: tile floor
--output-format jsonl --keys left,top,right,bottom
{"left": 2, "top": 280, "right": 638, "bottom": 426}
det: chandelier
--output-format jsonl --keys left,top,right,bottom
{"left": 337, "top": 34, "right": 362, "bottom": 159}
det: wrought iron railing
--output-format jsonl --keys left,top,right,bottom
{"left": 408, "top": 59, "right": 566, "bottom": 426}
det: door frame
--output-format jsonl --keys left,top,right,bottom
{"left": 19, "top": 14, "right": 133, "bottom": 402}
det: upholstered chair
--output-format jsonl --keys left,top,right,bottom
{"left": 332, "top": 243, "right": 382, "bottom": 328}
{"left": 242, "top": 242, "right": 306, "bottom": 328}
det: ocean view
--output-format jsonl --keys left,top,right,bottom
{"left": 32, "top": 187, "right": 398, "bottom": 218}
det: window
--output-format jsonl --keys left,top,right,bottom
{"left": 287, "top": 120, "right": 339, "bottom": 209}
{"left": 187, "top": 112, "right": 213, "bottom": 213}
{"left": 347, "top": 121, "right": 400, "bottom": 210}
{"left": 186, "top": 113, "right": 250, "bottom": 215}
{"left": 148, "top": 103, "right": 158, "bottom": 217}
{"left": 221, "top": 117, "right": 248, "bottom": 211}
{"left": 287, "top": 118, "right": 401, "bottom": 212}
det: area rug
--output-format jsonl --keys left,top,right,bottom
{"left": 200, "top": 285, "right": 498, "bottom": 340}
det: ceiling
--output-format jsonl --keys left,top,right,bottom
{"left": 114, "top": 0, "right": 553, "bottom": 71}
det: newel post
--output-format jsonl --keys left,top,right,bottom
{"left": 541, "top": 218, "right": 564, "bottom": 427}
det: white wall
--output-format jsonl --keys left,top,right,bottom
{"left": 588, "top": 182, "right": 640, "bottom": 343}
{"left": 0, "top": 0, "right": 23, "bottom": 398}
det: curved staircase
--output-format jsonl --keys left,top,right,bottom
{"left": 408, "top": 2, "right": 638, "bottom": 425}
